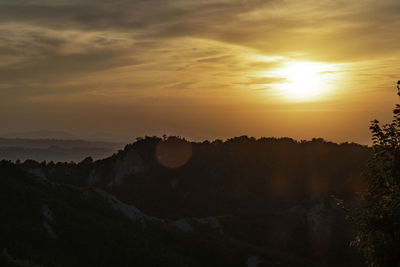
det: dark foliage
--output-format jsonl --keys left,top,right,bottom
{"left": 348, "top": 105, "right": 400, "bottom": 266}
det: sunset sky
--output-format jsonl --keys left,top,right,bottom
{"left": 1, "top": 0, "right": 399, "bottom": 143}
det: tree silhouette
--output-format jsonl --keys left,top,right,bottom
{"left": 349, "top": 101, "right": 400, "bottom": 266}
{"left": 397, "top": 80, "right": 400, "bottom": 96}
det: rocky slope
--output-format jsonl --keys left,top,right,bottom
{"left": 2, "top": 161, "right": 290, "bottom": 267}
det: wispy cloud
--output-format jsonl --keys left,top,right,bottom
{"left": 0, "top": 0, "right": 399, "bottom": 142}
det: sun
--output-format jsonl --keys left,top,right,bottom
{"left": 271, "top": 61, "right": 339, "bottom": 101}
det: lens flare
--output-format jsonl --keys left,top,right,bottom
{"left": 156, "top": 137, "right": 192, "bottom": 169}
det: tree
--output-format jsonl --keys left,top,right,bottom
{"left": 349, "top": 104, "right": 400, "bottom": 266}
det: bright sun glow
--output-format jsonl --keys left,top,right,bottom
{"left": 269, "top": 61, "right": 340, "bottom": 101}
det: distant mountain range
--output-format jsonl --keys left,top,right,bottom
{"left": 0, "top": 137, "right": 123, "bottom": 162}
{"left": 0, "top": 130, "right": 81, "bottom": 140}
{"left": 0, "top": 130, "right": 134, "bottom": 143}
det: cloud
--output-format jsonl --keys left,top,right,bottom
{"left": 236, "top": 77, "right": 287, "bottom": 86}
{"left": 0, "top": 0, "right": 399, "bottom": 141}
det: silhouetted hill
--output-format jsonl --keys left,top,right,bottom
{"left": 3, "top": 136, "right": 371, "bottom": 266}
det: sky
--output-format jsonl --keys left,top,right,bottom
{"left": 0, "top": 0, "right": 399, "bottom": 144}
